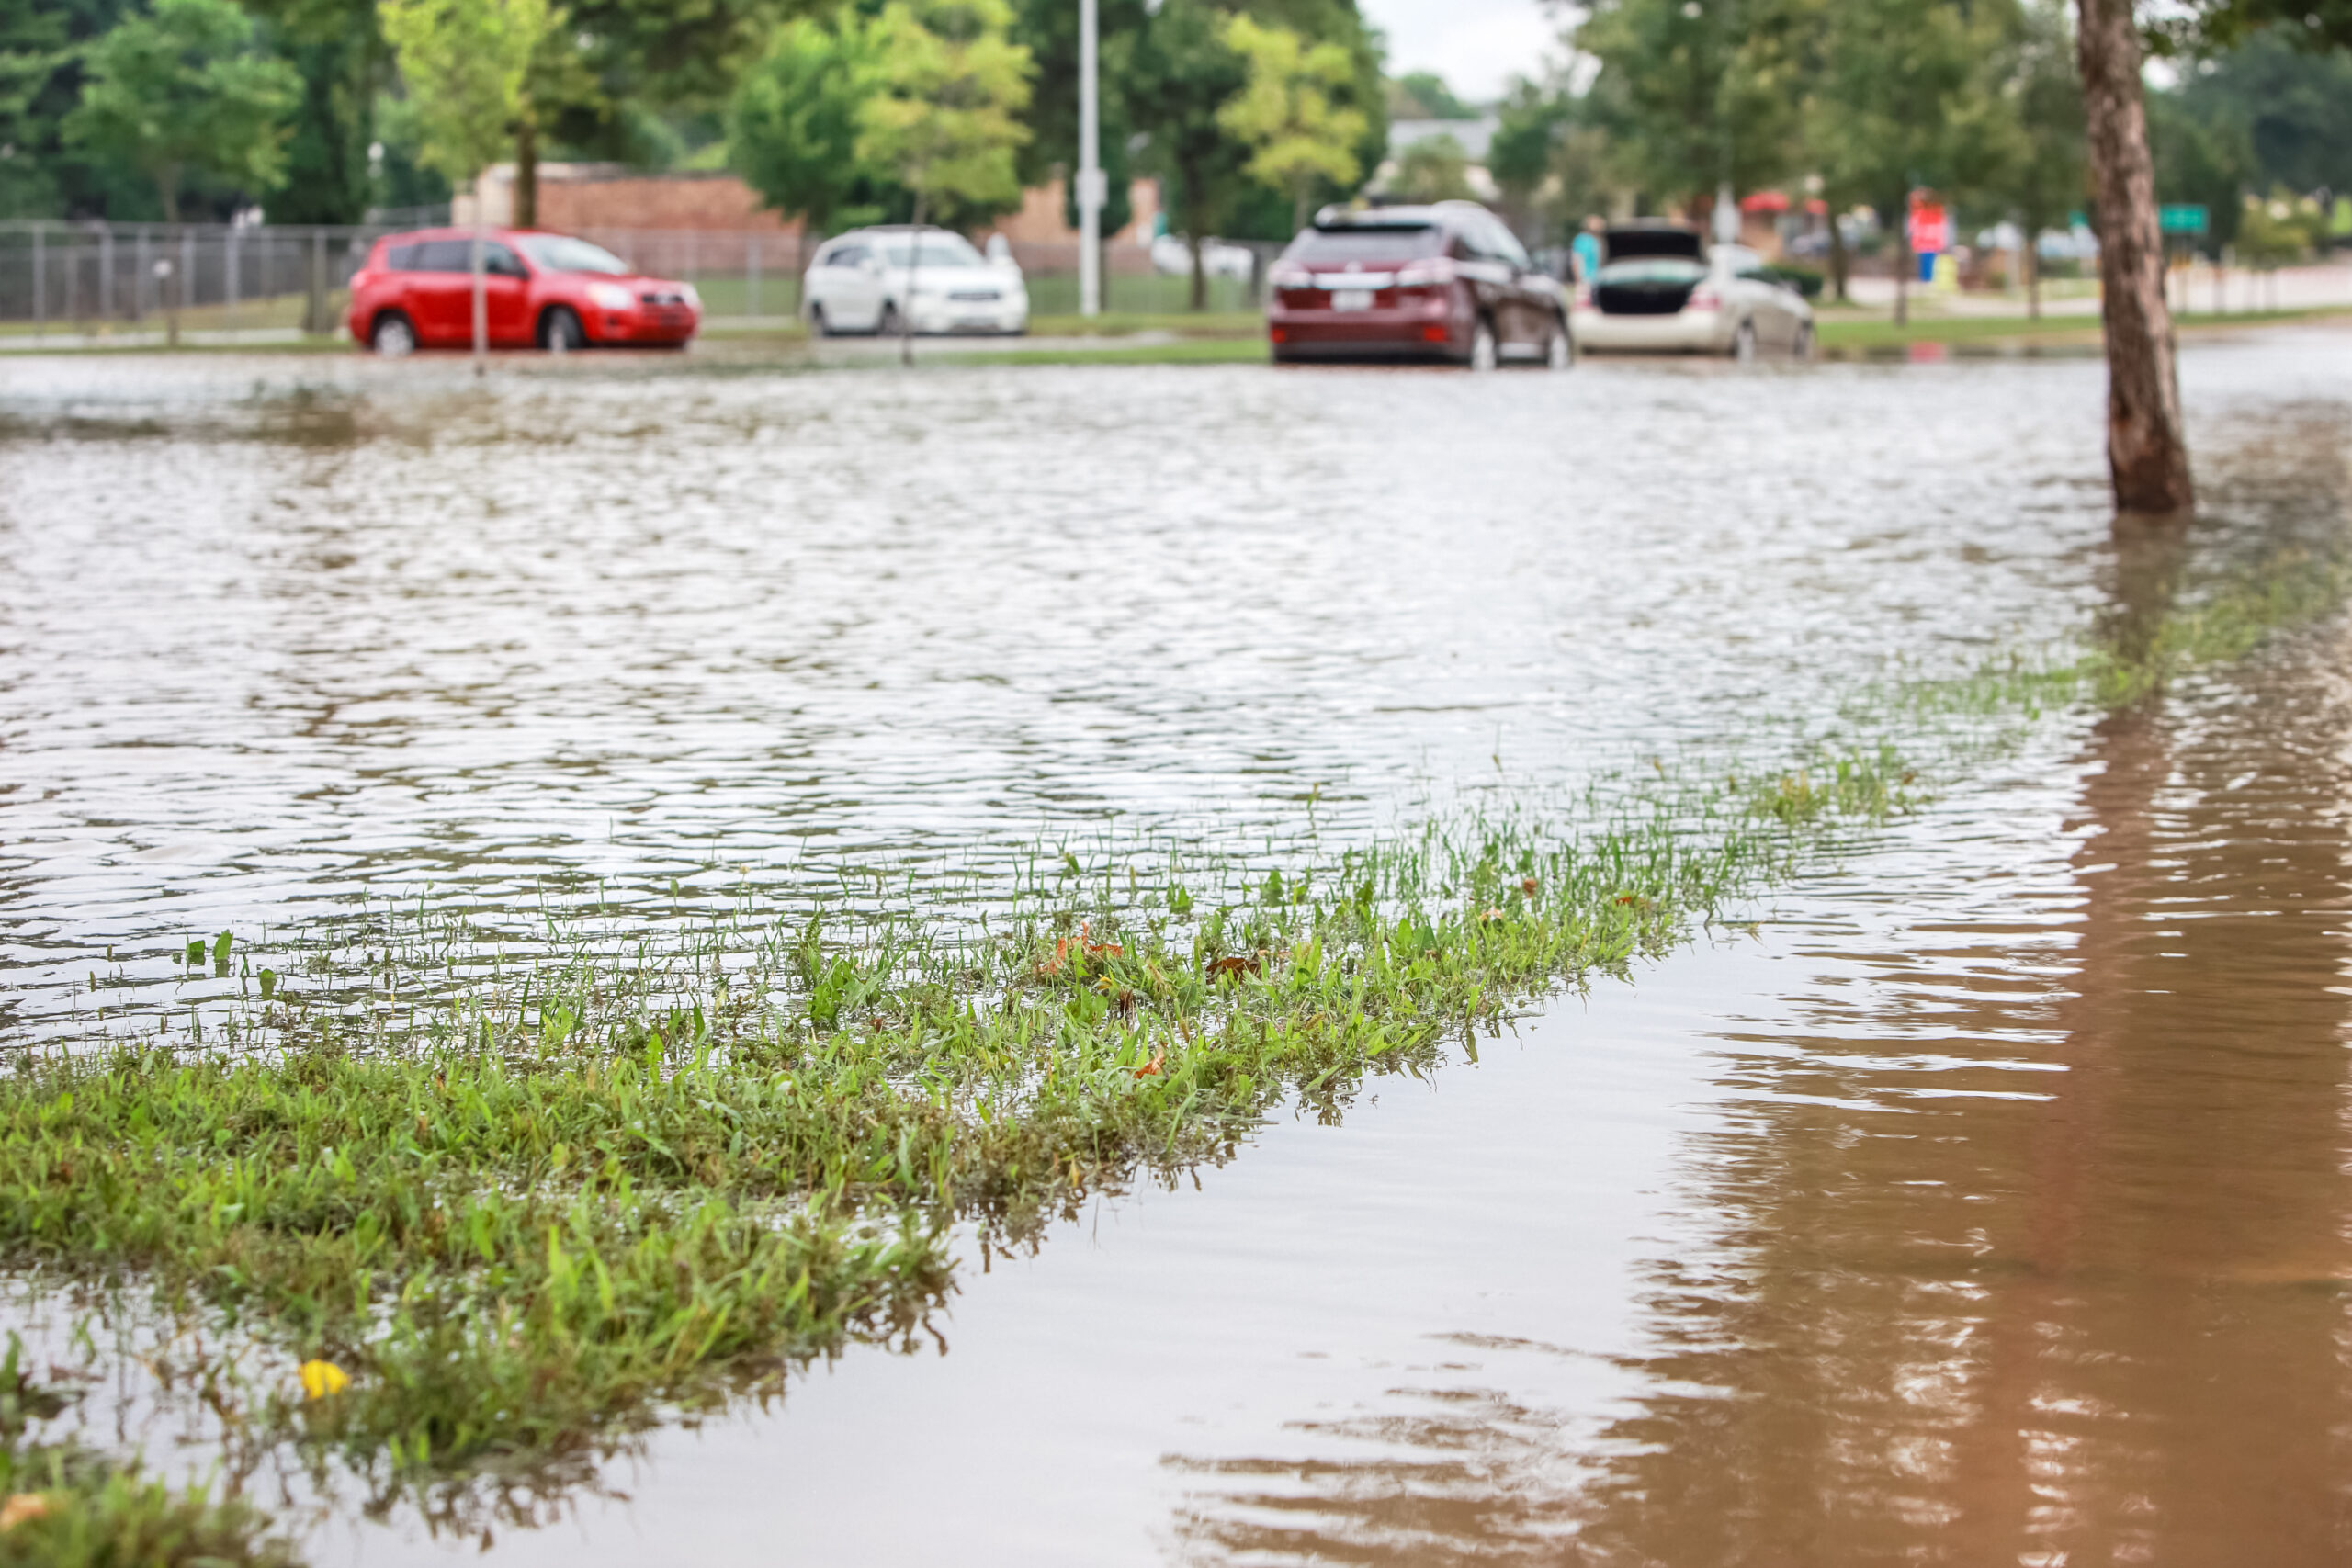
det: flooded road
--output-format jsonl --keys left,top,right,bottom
{"left": 4, "top": 332, "right": 2352, "bottom": 1562}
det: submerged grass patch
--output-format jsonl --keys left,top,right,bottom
{"left": 0, "top": 1337, "right": 295, "bottom": 1567}
{"left": 3, "top": 531, "right": 2346, "bottom": 1544}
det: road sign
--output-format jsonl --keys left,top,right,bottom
{"left": 2159, "top": 204, "right": 2209, "bottom": 236}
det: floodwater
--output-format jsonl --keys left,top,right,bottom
{"left": 4, "top": 331, "right": 2352, "bottom": 1563}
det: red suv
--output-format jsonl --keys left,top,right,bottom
{"left": 346, "top": 229, "right": 701, "bottom": 355}
{"left": 1267, "top": 201, "right": 1570, "bottom": 369}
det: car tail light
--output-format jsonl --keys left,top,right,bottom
{"left": 1420, "top": 324, "right": 1448, "bottom": 342}
{"left": 1394, "top": 259, "right": 1455, "bottom": 290}
{"left": 1684, "top": 288, "right": 1722, "bottom": 312}
{"left": 1270, "top": 326, "right": 1289, "bottom": 343}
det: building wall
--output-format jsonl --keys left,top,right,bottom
{"left": 457, "top": 164, "right": 1158, "bottom": 250}
{"left": 457, "top": 166, "right": 802, "bottom": 234}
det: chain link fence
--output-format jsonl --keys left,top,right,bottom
{"left": 0, "top": 220, "right": 1279, "bottom": 344}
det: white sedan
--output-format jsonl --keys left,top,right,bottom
{"left": 1571, "top": 239, "right": 1813, "bottom": 359}
{"left": 802, "top": 226, "right": 1028, "bottom": 337}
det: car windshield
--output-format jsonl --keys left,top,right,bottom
{"left": 877, "top": 236, "right": 985, "bottom": 268}
{"left": 1598, "top": 257, "right": 1709, "bottom": 283}
{"left": 1291, "top": 227, "right": 1443, "bottom": 264}
{"left": 515, "top": 235, "right": 632, "bottom": 276}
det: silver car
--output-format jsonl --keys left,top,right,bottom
{"left": 802, "top": 225, "right": 1029, "bottom": 337}
{"left": 1569, "top": 224, "right": 1813, "bottom": 359}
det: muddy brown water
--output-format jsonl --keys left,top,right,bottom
{"left": 3, "top": 333, "right": 2351, "bottom": 1563}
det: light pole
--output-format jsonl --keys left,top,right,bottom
{"left": 1078, "top": 0, "right": 1103, "bottom": 317}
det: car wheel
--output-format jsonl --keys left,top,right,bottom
{"left": 1467, "top": 319, "right": 1498, "bottom": 371}
{"left": 371, "top": 311, "right": 415, "bottom": 358}
{"left": 1733, "top": 320, "right": 1757, "bottom": 362}
{"left": 877, "top": 302, "right": 902, "bottom": 339}
{"left": 1792, "top": 321, "right": 1815, "bottom": 361}
{"left": 808, "top": 302, "right": 833, "bottom": 338}
{"left": 539, "top": 306, "right": 584, "bottom": 354}
{"left": 1544, "top": 316, "right": 1574, "bottom": 370}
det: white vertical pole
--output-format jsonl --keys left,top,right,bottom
{"left": 1078, "top": 0, "right": 1102, "bottom": 318}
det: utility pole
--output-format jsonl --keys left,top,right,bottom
{"left": 1078, "top": 0, "right": 1103, "bottom": 317}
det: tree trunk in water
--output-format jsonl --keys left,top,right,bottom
{"left": 902, "top": 191, "right": 924, "bottom": 367}
{"left": 2075, "top": 0, "right": 2192, "bottom": 517}
{"left": 1826, "top": 213, "right": 1850, "bottom": 303}
{"left": 2027, "top": 235, "right": 2041, "bottom": 319}
{"left": 515, "top": 116, "right": 537, "bottom": 230}
{"left": 157, "top": 165, "right": 180, "bottom": 226}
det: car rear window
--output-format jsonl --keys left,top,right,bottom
{"left": 1290, "top": 226, "right": 1443, "bottom": 264}
{"left": 1597, "top": 257, "right": 1708, "bottom": 283}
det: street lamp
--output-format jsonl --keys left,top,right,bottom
{"left": 1078, "top": 0, "right": 1103, "bottom": 317}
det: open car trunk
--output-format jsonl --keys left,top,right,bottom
{"left": 1593, "top": 254, "right": 1707, "bottom": 315}
{"left": 1602, "top": 223, "right": 1704, "bottom": 263}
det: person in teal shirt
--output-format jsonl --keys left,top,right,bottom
{"left": 1571, "top": 218, "right": 1603, "bottom": 282}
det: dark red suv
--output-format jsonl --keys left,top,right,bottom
{"left": 1266, "top": 202, "right": 1571, "bottom": 369}
{"left": 345, "top": 229, "right": 701, "bottom": 355}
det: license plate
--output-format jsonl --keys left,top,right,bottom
{"left": 1330, "top": 288, "right": 1374, "bottom": 311}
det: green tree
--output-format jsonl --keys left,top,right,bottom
{"left": 243, "top": 0, "right": 387, "bottom": 223}
{"left": 62, "top": 0, "right": 300, "bottom": 222}
{"left": 1008, "top": 0, "right": 1144, "bottom": 244}
{"left": 1488, "top": 79, "right": 1626, "bottom": 244}
{"left": 1386, "top": 131, "right": 1472, "bottom": 201}
{"left": 1127, "top": 0, "right": 1249, "bottom": 307}
{"left": 2164, "top": 0, "right": 2352, "bottom": 54}
{"left": 2165, "top": 28, "right": 2352, "bottom": 197}
{"left": 1216, "top": 13, "right": 1365, "bottom": 233}
{"left": 1984, "top": 0, "right": 2084, "bottom": 315}
{"left": 379, "top": 0, "right": 552, "bottom": 189}
{"left": 516, "top": 0, "right": 783, "bottom": 224}
{"left": 2144, "top": 89, "right": 2250, "bottom": 252}
{"left": 379, "top": 0, "right": 555, "bottom": 365}
{"left": 854, "top": 0, "right": 1032, "bottom": 357}
{"left": 1801, "top": 0, "right": 2017, "bottom": 322}
{"left": 727, "top": 10, "right": 888, "bottom": 243}
{"left": 1388, "top": 68, "right": 1472, "bottom": 119}
{"left": 1577, "top": 0, "right": 1803, "bottom": 212}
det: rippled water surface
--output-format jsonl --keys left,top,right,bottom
{"left": 6, "top": 332, "right": 2352, "bottom": 1563}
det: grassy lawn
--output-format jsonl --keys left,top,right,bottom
{"left": 1023, "top": 310, "right": 1263, "bottom": 338}
{"left": 1815, "top": 303, "right": 2352, "bottom": 352}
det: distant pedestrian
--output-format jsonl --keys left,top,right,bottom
{"left": 1571, "top": 217, "right": 1604, "bottom": 282}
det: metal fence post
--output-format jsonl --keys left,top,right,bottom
{"left": 182, "top": 230, "right": 195, "bottom": 323}
{"left": 306, "top": 227, "right": 328, "bottom": 334}
{"left": 133, "top": 227, "right": 148, "bottom": 323}
{"left": 225, "top": 227, "right": 238, "bottom": 339}
{"left": 99, "top": 226, "right": 115, "bottom": 323}
{"left": 31, "top": 224, "right": 43, "bottom": 340}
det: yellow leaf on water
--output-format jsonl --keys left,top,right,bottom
{"left": 299, "top": 1359, "right": 351, "bottom": 1400}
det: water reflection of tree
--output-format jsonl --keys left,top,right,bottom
{"left": 1165, "top": 422, "right": 2352, "bottom": 1564}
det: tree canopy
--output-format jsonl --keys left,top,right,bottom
{"left": 62, "top": 0, "right": 300, "bottom": 220}
{"left": 378, "top": 0, "right": 554, "bottom": 189}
